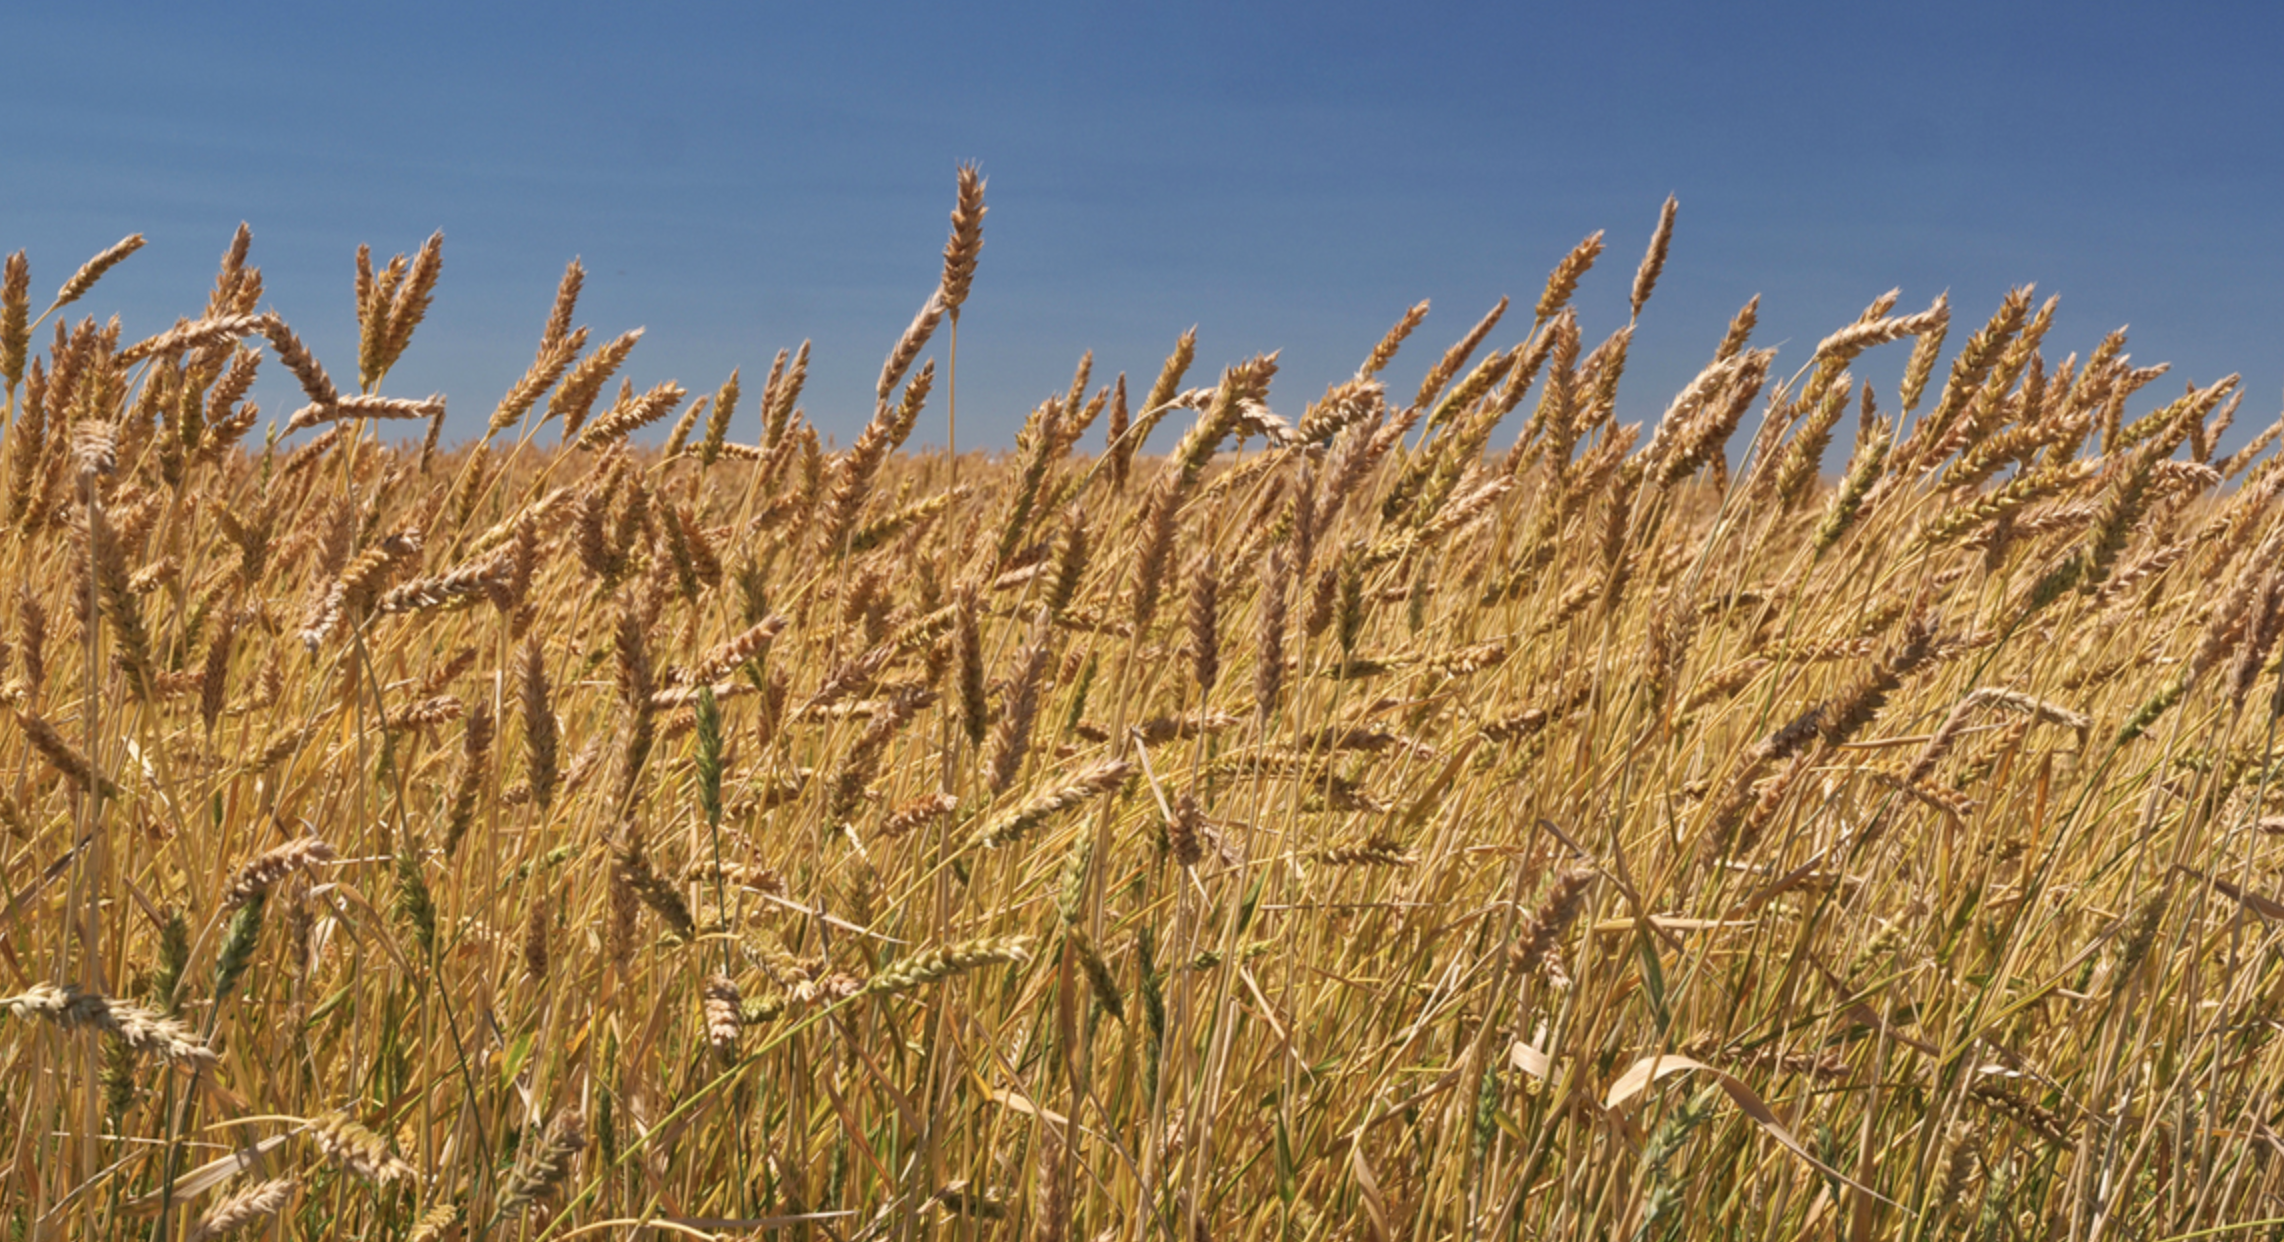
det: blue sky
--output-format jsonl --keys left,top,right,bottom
{"left": 9, "top": 2, "right": 2282, "bottom": 451}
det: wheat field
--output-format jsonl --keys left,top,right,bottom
{"left": 3, "top": 171, "right": 2283, "bottom": 1241}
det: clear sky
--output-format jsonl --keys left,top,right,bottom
{"left": 9, "top": 1, "right": 2282, "bottom": 452}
